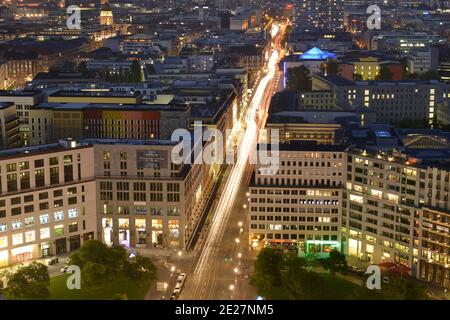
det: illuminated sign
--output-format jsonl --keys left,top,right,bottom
{"left": 136, "top": 150, "right": 168, "bottom": 169}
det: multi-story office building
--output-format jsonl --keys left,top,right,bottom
{"left": 92, "top": 139, "right": 211, "bottom": 249}
{"left": 369, "top": 32, "right": 446, "bottom": 53}
{"left": 4, "top": 51, "right": 47, "bottom": 89}
{"left": 0, "top": 102, "right": 20, "bottom": 149}
{"left": 249, "top": 143, "right": 346, "bottom": 255}
{"left": 406, "top": 49, "right": 437, "bottom": 75}
{"left": 0, "top": 140, "right": 96, "bottom": 267}
{"left": 28, "top": 103, "right": 191, "bottom": 145}
{"left": 344, "top": 147, "right": 450, "bottom": 289}
{"left": 312, "top": 74, "right": 450, "bottom": 125}
{"left": 0, "top": 137, "right": 216, "bottom": 267}
{"left": 0, "top": 90, "right": 43, "bottom": 145}
{"left": 295, "top": 0, "right": 345, "bottom": 32}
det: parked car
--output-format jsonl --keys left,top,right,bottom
{"left": 60, "top": 265, "right": 69, "bottom": 273}
{"left": 169, "top": 293, "right": 177, "bottom": 300}
{"left": 45, "top": 257, "right": 59, "bottom": 266}
{"left": 177, "top": 273, "right": 187, "bottom": 284}
{"left": 173, "top": 283, "right": 182, "bottom": 294}
{"left": 383, "top": 276, "right": 390, "bottom": 284}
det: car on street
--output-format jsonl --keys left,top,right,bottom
{"left": 60, "top": 265, "right": 69, "bottom": 273}
{"left": 173, "top": 283, "right": 182, "bottom": 294}
{"left": 177, "top": 273, "right": 187, "bottom": 284}
{"left": 45, "top": 257, "right": 59, "bottom": 266}
{"left": 169, "top": 293, "right": 177, "bottom": 300}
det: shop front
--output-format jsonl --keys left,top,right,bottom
{"left": 11, "top": 245, "right": 34, "bottom": 264}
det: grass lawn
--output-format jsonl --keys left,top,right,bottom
{"left": 49, "top": 274, "right": 152, "bottom": 300}
{"left": 256, "top": 271, "right": 387, "bottom": 300}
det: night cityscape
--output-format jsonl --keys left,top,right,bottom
{"left": 0, "top": 0, "right": 449, "bottom": 310}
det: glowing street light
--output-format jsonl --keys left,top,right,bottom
{"left": 170, "top": 266, "right": 176, "bottom": 273}
{"left": 229, "top": 284, "right": 235, "bottom": 290}
{"left": 238, "top": 221, "right": 243, "bottom": 227}
{"left": 235, "top": 238, "right": 240, "bottom": 244}
{"left": 243, "top": 204, "right": 247, "bottom": 209}
{"left": 234, "top": 267, "right": 239, "bottom": 274}
{"left": 237, "top": 253, "right": 242, "bottom": 259}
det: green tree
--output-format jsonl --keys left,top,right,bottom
{"left": 3, "top": 262, "right": 50, "bottom": 300}
{"left": 112, "top": 293, "right": 128, "bottom": 300}
{"left": 250, "top": 248, "right": 283, "bottom": 295}
{"left": 376, "top": 65, "right": 394, "bottom": 81}
{"left": 322, "top": 60, "right": 340, "bottom": 75}
{"left": 283, "top": 256, "right": 325, "bottom": 299}
{"left": 82, "top": 261, "right": 108, "bottom": 287}
{"left": 321, "top": 249, "right": 348, "bottom": 276}
{"left": 383, "top": 277, "right": 428, "bottom": 300}
{"left": 130, "top": 60, "right": 142, "bottom": 83}
{"left": 420, "top": 70, "right": 440, "bottom": 81}
{"left": 125, "top": 255, "right": 157, "bottom": 281}
{"left": 286, "top": 65, "right": 312, "bottom": 91}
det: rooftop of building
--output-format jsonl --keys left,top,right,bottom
{"left": 0, "top": 102, "right": 14, "bottom": 109}
{"left": 33, "top": 102, "right": 189, "bottom": 112}
{"left": 314, "top": 74, "right": 447, "bottom": 87}
{"left": 49, "top": 90, "right": 142, "bottom": 98}
{"left": 0, "top": 89, "right": 41, "bottom": 97}
{"left": 258, "top": 141, "right": 347, "bottom": 152}
{"left": 299, "top": 47, "right": 337, "bottom": 60}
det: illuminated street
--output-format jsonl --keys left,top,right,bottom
{"left": 178, "top": 23, "right": 285, "bottom": 300}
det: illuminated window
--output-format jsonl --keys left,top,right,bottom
{"left": 54, "top": 225, "right": 64, "bottom": 236}
{"left": 68, "top": 208, "right": 78, "bottom": 219}
{"left": 54, "top": 211, "right": 64, "bottom": 221}
{"left": 12, "top": 233, "right": 23, "bottom": 245}
{"left": 349, "top": 194, "right": 363, "bottom": 204}
{"left": 40, "top": 227, "right": 50, "bottom": 239}
{"left": 40, "top": 214, "right": 50, "bottom": 224}
{"left": 25, "top": 231, "right": 35, "bottom": 243}
{"left": 0, "top": 236, "right": 7, "bottom": 248}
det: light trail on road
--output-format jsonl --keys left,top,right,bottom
{"left": 190, "top": 24, "right": 280, "bottom": 299}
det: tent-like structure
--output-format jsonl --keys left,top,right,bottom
{"left": 300, "top": 47, "right": 337, "bottom": 60}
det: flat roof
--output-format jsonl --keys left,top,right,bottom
{"left": 0, "top": 90, "right": 41, "bottom": 97}
{"left": 49, "top": 90, "right": 141, "bottom": 98}
{"left": 0, "top": 102, "right": 14, "bottom": 109}
{"left": 258, "top": 142, "right": 347, "bottom": 152}
{"left": 33, "top": 102, "right": 189, "bottom": 112}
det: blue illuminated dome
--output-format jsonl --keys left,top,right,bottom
{"left": 300, "top": 47, "right": 337, "bottom": 60}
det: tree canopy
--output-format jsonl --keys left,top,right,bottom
{"left": 286, "top": 65, "right": 312, "bottom": 91}
{"left": 1, "top": 262, "right": 50, "bottom": 300}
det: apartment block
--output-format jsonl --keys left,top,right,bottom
{"left": 249, "top": 143, "right": 345, "bottom": 255}
{"left": 0, "top": 141, "right": 96, "bottom": 267}
{"left": 344, "top": 148, "right": 450, "bottom": 288}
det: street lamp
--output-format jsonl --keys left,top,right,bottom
{"left": 237, "top": 253, "right": 242, "bottom": 259}
{"left": 235, "top": 238, "right": 240, "bottom": 244}
{"left": 229, "top": 284, "right": 235, "bottom": 291}
{"left": 238, "top": 221, "right": 243, "bottom": 227}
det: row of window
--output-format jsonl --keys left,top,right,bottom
{"left": 0, "top": 209, "right": 79, "bottom": 233}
